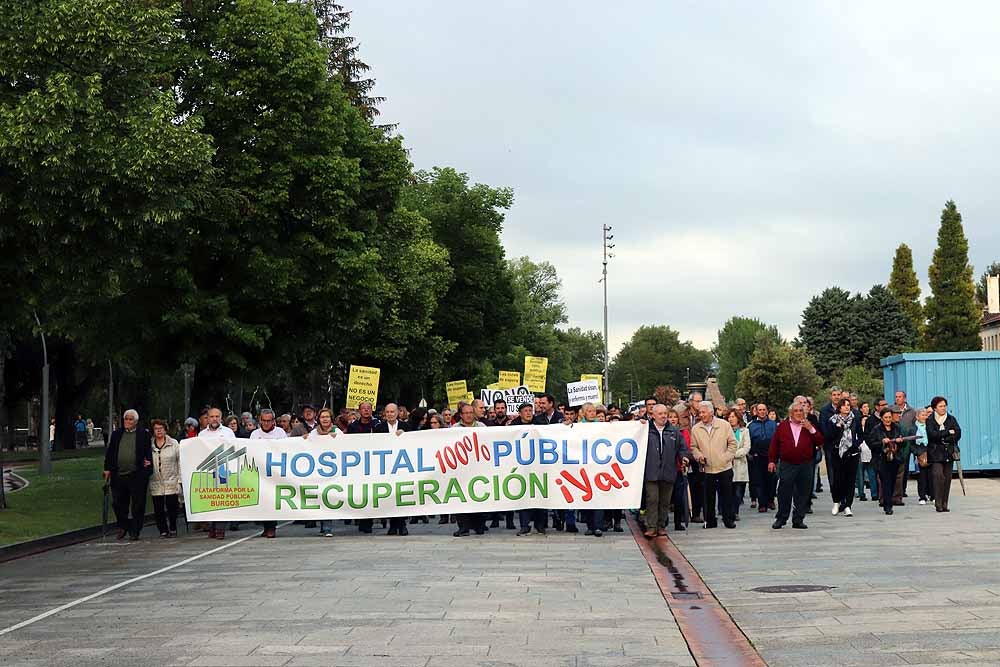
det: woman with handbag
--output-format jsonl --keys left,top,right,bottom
{"left": 866, "top": 408, "right": 903, "bottom": 515}
{"left": 926, "top": 396, "right": 961, "bottom": 512}
{"left": 912, "top": 408, "right": 933, "bottom": 506}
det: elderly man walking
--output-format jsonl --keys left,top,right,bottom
{"left": 769, "top": 402, "right": 824, "bottom": 529}
{"left": 103, "top": 409, "right": 153, "bottom": 541}
{"left": 690, "top": 403, "right": 738, "bottom": 529}
{"left": 642, "top": 404, "right": 690, "bottom": 538}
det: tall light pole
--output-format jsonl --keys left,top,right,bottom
{"left": 601, "top": 225, "right": 614, "bottom": 405}
{"left": 33, "top": 312, "right": 51, "bottom": 475}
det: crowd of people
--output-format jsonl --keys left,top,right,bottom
{"left": 100, "top": 388, "right": 963, "bottom": 542}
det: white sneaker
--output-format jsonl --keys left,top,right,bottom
{"left": 832, "top": 503, "right": 840, "bottom": 515}
{"left": 919, "top": 499, "right": 927, "bottom": 505}
{"left": 843, "top": 507, "right": 853, "bottom": 517}
{"left": 324, "top": 532, "right": 334, "bottom": 537}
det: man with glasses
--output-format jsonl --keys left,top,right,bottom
{"left": 769, "top": 401, "right": 824, "bottom": 529}
{"left": 251, "top": 409, "right": 286, "bottom": 538}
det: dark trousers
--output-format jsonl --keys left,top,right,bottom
{"left": 458, "top": 512, "right": 486, "bottom": 533}
{"left": 775, "top": 462, "right": 812, "bottom": 525}
{"left": 643, "top": 480, "right": 674, "bottom": 530}
{"left": 878, "top": 460, "right": 900, "bottom": 511}
{"left": 151, "top": 494, "right": 179, "bottom": 534}
{"left": 822, "top": 446, "right": 835, "bottom": 497}
{"left": 688, "top": 469, "right": 705, "bottom": 517}
{"left": 748, "top": 457, "right": 759, "bottom": 501}
{"left": 110, "top": 473, "right": 148, "bottom": 538}
{"left": 389, "top": 517, "right": 407, "bottom": 532}
{"left": 832, "top": 452, "right": 859, "bottom": 509}
{"left": 586, "top": 509, "right": 605, "bottom": 532}
{"left": 917, "top": 465, "right": 933, "bottom": 501}
{"left": 357, "top": 519, "right": 374, "bottom": 533}
{"left": 262, "top": 521, "right": 277, "bottom": 531}
{"left": 893, "top": 453, "right": 911, "bottom": 502}
{"left": 932, "top": 461, "right": 953, "bottom": 511}
{"left": 750, "top": 454, "right": 776, "bottom": 507}
{"left": 518, "top": 508, "right": 547, "bottom": 529}
{"left": 606, "top": 509, "right": 623, "bottom": 527}
{"left": 702, "top": 469, "right": 734, "bottom": 527}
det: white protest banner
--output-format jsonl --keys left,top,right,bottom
{"left": 180, "top": 422, "right": 647, "bottom": 521}
{"left": 480, "top": 384, "right": 534, "bottom": 413}
{"left": 566, "top": 380, "right": 601, "bottom": 407}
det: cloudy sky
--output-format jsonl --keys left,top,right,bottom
{"left": 351, "top": 1, "right": 1000, "bottom": 354}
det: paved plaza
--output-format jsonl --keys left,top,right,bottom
{"left": 674, "top": 477, "right": 1000, "bottom": 667}
{"left": 2, "top": 478, "right": 1000, "bottom": 666}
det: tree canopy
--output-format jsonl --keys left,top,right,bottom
{"left": 924, "top": 201, "right": 981, "bottom": 352}
{"left": 714, "top": 317, "right": 782, "bottom": 400}
{"left": 609, "top": 325, "right": 712, "bottom": 402}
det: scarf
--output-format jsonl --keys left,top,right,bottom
{"left": 830, "top": 411, "right": 855, "bottom": 457}
{"left": 934, "top": 411, "right": 947, "bottom": 427}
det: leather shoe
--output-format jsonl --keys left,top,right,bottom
{"left": 792, "top": 522, "right": 808, "bottom": 529}
{"left": 724, "top": 521, "right": 736, "bottom": 529}
{"left": 643, "top": 529, "right": 657, "bottom": 538}
{"left": 771, "top": 520, "right": 784, "bottom": 529}
{"left": 673, "top": 524, "right": 685, "bottom": 531}
{"left": 399, "top": 526, "right": 409, "bottom": 536}
{"left": 453, "top": 529, "right": 470, "bottom": 537}
{"left": 758, "top": 506, "right": 768, "bottom": 513}
{"left": 517, "top": 527, "right": 531, "bottom": 536}
{"left": 116, "top": 529, "right": 127, "bottom": 540}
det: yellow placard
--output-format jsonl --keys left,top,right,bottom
{"left": 346, "top": 365, "right": 380, "bottom": 408}
{"left": 498, "top": 371, "right": 521, "bottom": 389}
{"left": 465, "top": 392, "right": 475, "bottom": 402}
{"left": 523, "top": 356, "right": 548, "bottom": 393}
{"left": 581, "top": 374, "right": 603, "bottom": 394}
{"left": 486, "top": 382, "right": 501, "bottom": 390}
{"left": 446, "top": 380, "right": 468, "bottom": 410}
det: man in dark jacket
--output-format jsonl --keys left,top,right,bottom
{"left": 374, "top": 403, "right": 410, "bottom": 535}
{"left": 818, "top": 387, "right": 842, "bottom": 499}
{"left": 748, "top": 403, "right": 778, "bottom": 512}
{"left": 642, "top": 404, "right": 690, "bottom": 538}
{"left": 103, "top": 409, "right": 153, "bottom": 540}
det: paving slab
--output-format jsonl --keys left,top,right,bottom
{"left": 670, "top": 477, "right": 1000, "bottom": 667}
{"left": 0, "top": 520, "right": 692, "bottom": 666}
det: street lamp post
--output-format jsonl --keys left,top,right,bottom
{"left": 181, "top": 363, "right": 195, "bottom": 420}
{"left": 33, "top": 312, "right": 51, "bottom": 475}
{"left": 601, "top": 225, "right": 615, "bottom": 405}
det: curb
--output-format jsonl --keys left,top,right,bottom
{"left": 627, "top": 516, "right": 767, "bottom": 667}
{"left": 0, "top": 514, "right": 157, "bottom": 565}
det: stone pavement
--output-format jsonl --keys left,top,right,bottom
{"left": 670, "top": 477, "right": 1000, "bottom": 667}
{"left": 0, "top": 519, "right": 694, "bottom": 667}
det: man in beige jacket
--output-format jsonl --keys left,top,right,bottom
{"left": 690, "top": 403, "right": 737, "bottom": 529}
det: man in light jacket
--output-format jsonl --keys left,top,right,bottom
{"left": 642, "top": 404, "right": 690, "bottom": 538}
{"left": 689, "top": 403, "right": 737, "bottom": 529}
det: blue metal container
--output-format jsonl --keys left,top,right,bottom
{"left": 881, "top": 352, "right": 1000, "bottom": 471}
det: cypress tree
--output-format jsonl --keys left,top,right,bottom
{"left": 888, "top": 243, "right": 924, "bottom": 339}
{"left": 924, "top": 201, "right": 982, "bottom": 351}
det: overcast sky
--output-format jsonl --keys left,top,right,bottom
{"left": 351, "top": 1, "right": 999, "bottom": 354}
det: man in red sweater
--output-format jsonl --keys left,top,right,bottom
{"left": 769, "top": 401, "right": 824, "bottom": 529}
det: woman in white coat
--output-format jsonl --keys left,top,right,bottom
{"left": 727, "top": 409, "right": 751, "bottom": 520}
{"left": 149, "top": 419, "right": 182, "bottom": 537}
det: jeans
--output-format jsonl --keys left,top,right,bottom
{"left": 856, "top": 462, "right": 877, "bottom": 498}
{"left": 775, "top": 462, "right": 812, "bottom": 525}
{"left": 732, "top": 481, "right": 747, "bottom": 516}
{"left": 318, "top": 520, "right": 333, "bottom": 533}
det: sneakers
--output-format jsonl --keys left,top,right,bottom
{"left": 324, "top": 532, "right": 333, "bottom": 537}
{"left": 919, "top": 499, "right": 927, "bottom": 505}
{"left": 832, "top": 503, "right": 840, "bottom": 516}
{"left": 516, "top": 527, "right": 531, "bottom": 536}
{"left": 843, "top": 507, "right": 853, "bottom": 517}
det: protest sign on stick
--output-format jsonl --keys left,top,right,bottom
{"left": 346, "top": 365, "right": 380, "bottom": 408}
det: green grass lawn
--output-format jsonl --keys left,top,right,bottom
{"left": 1, "top": 457, "right": 108, "bottom": 545}
{"left": 3, "top": 445, "right": 108, "bottom": 464}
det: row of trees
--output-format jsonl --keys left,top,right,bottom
{"left": 0, "top": 1, "right": 605, "bottom": 449}
{"left": 715, "top": 200, "right": 992, "bottom": 410}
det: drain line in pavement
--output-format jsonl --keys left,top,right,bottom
{"left": 627, "top": 516, "right": 767, "bottom": 667}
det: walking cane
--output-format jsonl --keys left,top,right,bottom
{"left": 955, "top": 447, "right": 967, "bottom": 496}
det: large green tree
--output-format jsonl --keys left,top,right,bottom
{"left": 735, "top": 336, "right": 823, "bottom": 413}
{"left": 852, "top": 284, "right": 918, "bottom": 368}
{"left": 402, "top": 167, "right": 518, "bottom": 390}
{"left": 924, "top": 201, "right": 982, "bottom": 351}
{"left": 713, "top": 317, "right": 782, "bottom": 400}
{"left": 888, "top": 243, "right": 924, "bottom": 339}
{"left": 609, "top": 325, "right": 712, "bottom": 403}
{"left": 0, "top": 0, "right": 215, "bottom": 445}
{"left": 798, "top": 287, "right": 856, "bottom": 378}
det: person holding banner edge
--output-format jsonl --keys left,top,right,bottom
{"left": 642, "top": 404, "right": 690, "bottom": 538}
